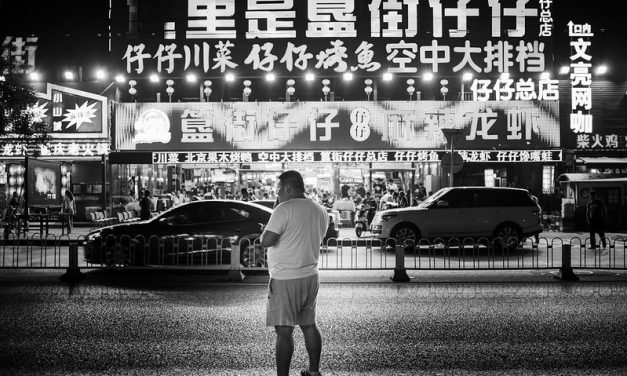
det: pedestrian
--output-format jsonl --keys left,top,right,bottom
{"left": 260, "top": 170, "right": 329, "bottom": 376}
{"left": 416, "top": 182, "right": 427, "bottom": 201}
{"left": 397, "top": 190, "right": 408, "bottom": 208}
{"left": 61, "top": 190, "right": 76, "bottom": 234}
{"left": 139, "top": 189, "right": 152, "bottom": 220}
{"left": 586, "top": 190, "right": 607, "bottom": 249}
{"left": 240, "top": 187, "right": 250, "bottom": 201}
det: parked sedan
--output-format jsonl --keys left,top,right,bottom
{"left": 84, "top": 200, "right": 272, "bottom": 267}
{"left": 251, "top": 199, "right": 339, "bottom": 242}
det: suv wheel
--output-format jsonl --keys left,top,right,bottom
{"left": 391, "top": 224, "right": 420, "bottom": 245}
{"left": 493, "top": 224, "right": 521, "bottom": 251}
{"left": 105, "top": 244, "right": 131, "bottom": 267}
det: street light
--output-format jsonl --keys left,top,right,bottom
{"left": 440, "top": 128, "right": 464, "bottom": 187}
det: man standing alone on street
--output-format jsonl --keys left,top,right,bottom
{"left": 586, "top": 190, "right": 607, "bottom": 249}
{"left": 261, "top": 170, "right": 329, "bottom": 376}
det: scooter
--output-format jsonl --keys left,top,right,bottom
{"left": 354, "top": 202, "right": 377, "bottom": 238}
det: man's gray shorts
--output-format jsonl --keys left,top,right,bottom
{"left": 266, "top": 274, "right": 319, "bottom": 327}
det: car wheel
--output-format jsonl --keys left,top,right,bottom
{"left": 355, "top": 223, "right": 364, "bottom": 238}
{"left": 391, "top": 224, "right": 420, "bottom": 245}
{"left": 241, "top": 244, "right": 267, "bottom": 267}
{"left": 493, "top": 224, "right": 521, "bottom": 251}
{"left": 105, "top": 244, "right": 131, "bottom": 267}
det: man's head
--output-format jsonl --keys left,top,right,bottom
{"left": 590, "top": 190, "right": 597, "bottom": 199}
{"left": 277, "top": 170, "right": 305, "bottom": 203}
{"left": 144, "top": 189, "right": 151, "bottom": 197}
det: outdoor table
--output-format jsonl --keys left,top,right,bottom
{"left": 28, "top": 213, "right": 71, "bottom": 236}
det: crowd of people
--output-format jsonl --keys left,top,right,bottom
{"left": 124, "top": 179, "right": 432, "bottom": 220}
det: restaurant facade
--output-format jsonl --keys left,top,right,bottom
{"left": 2, "top": 0, "right": 626, "bottom": 227}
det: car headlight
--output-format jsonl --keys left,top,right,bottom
{"left": 86, "top": 231, "right": 102, "bottom": 242}
{"left": 381, "top": 214, "right": 397, "bottom": 221}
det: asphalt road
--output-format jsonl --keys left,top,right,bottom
{"left": 1, "top": 272, "right": 626, "bottom": 376}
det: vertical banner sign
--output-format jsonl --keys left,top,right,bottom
{"left": 568, "top": 21, "right": 593, "bottom": 134}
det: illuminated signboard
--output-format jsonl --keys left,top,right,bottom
{"left": 28, "top": 84, "right": 109, "bottom": 139}
{"left": 115, "top": 100, "right": 560, "bottom": 151}
{"left": 151, "top": 149, "right": 563, "bottom": 164}
{"left": 0, "top": 142, "right": 110, "bottom": 158}
{"left": 111, "top": 0, "right": 553, "bottom": 77}
{"left": 568, "top": 21, "right": 593, "bottom": 134}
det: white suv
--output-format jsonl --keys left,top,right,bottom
{"left": 371, "top": 187, "right": 542, "bottom": 244}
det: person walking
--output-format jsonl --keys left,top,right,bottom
{"left": 260, "top": 170, "right": 329, "bottom": 376}
{"left": 139, "top": 189, "right": 152, "bottom": 220}
{"left": 61, "top": 190, "right": 76, "bottom": 234}
{"left": 586, "top": 190, "right": 607, "bottom": 249}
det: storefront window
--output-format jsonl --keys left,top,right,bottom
{"left": 542, "top": 165, "right": 555, "bottom": 194}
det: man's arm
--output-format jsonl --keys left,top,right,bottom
{"left": 261, "top": 230, "right": 280, "bottom": 248}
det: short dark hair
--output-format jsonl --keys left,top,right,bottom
{"left": 278, "top": 170, "right": 305, "bottom": 193}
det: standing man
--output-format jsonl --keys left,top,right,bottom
{"left": 139, "top": 189, "right": 152, "bottom": 220}
{"left": 261, "top": 170, "right": 329, "bottom": 376}
{"left": 586, "top": 190, "right": 607, "bottom": 249}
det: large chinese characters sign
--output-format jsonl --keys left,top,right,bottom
{"left": 111, "top": 0, "right": 553, "bottom": 77}
{"left": 114, "top": 100, "right": 560, "bottom": 151}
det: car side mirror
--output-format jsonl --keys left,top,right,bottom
{"left": 436, "top": 200, "right": 449, "bottom": 208}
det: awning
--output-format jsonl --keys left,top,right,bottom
{"left": 557, "top": 173, "right": 627, "bottom": 183}
{"left": 576, "top": 157, "right": 627, "bottom": 165}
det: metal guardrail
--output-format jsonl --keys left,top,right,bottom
{"left": 0, "top": 234, "right": 625, "bottom": 282}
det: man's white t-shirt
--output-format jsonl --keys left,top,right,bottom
{"left": 265, "top": 198, "right": 329, "bottom": 280}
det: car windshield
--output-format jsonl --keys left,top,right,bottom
{"left": 417, "top": 188, "right": 450, "bottom": 208}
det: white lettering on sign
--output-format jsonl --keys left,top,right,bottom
{"left": 227, "top": 109, "right": 256, "bottom": 142}
{"left": 470, "top": 77, "right": 558, "bottom": 101}
{"left": 349, "top": 107, "right": 371, "bottom": 142}
{"left": 577, "top": 134, "right": 627, "bottom": 149}
{"left": 466, "top": 108, "right": 498, "bottom": 141}
{"left": 369, "top": 0, "right": 419, "bottom": 38}
{"left": 181, "top": 109, "right": 214, "bottom": 143}
{"left": 539, "top": 0, "right": 553, "bottom": 37}
{"left": 246, "top": 0, "right": 295, "bottom": 39}
{"left": 187, "top": 0, "right": 236, "bottom": 39}
{"left": 2, "top": 36, "right": 38, "bottom": 73}
{"left": 244, "top": 42, "right": 278, "bottom": 71}
{"left": 149, "top": 150, "right": 562, "bottom": 164}
{"left": 568, "top": 21, "right": 594, "bottom": 134}
{"left": 309, "top": 108, "right": 339, "bottom": 141}
{"left": 280, "top": 42, "right": 314, "bottom": 71}
{"left": 307, "top": 0, "right": 356, "bottom": 38}
{"left": 269, "top": 110, "right": 298, "bottom": 141}
{"left": 386, "top": 40, "right": 418, "bottom": 73}
{"left": 122, "top": 38, "right": 550, "bottom": 75}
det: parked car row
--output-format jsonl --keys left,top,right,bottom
{"left": 84, "top": 187, "right": 542, "bottom": 266}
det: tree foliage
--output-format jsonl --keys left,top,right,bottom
{"left": 0, "top": 53, "right": 50, "bottom": 152}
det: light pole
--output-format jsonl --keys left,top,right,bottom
{"left": 440, "top": 128, "right": 463, "bottom": 187}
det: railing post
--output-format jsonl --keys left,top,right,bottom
{"left": 391, "top": 243, "right": 410, "bottom": 282}
{"left": 225, "top": 243, "right": 245, "bottom": 282}
{"left": 60, "top": 242, "right": 85, "bottom": 283}
{"left": 555, "top": 244, "right": 579, "bottom": 281}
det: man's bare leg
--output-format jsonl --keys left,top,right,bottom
{"left": 275, "top": 326, "right": 294, "bottom": 376}
{"left": 300, "top": 324, "right": 322, "bottom": 373}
